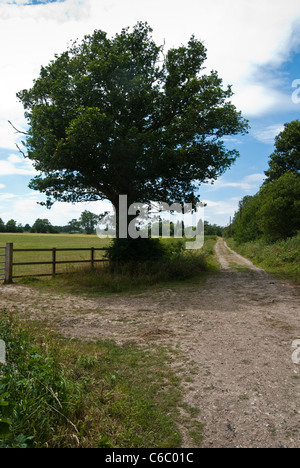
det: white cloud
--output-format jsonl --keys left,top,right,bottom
{"left": 0, "top": 120, "right": 22, "bottom": 150}
{"left": 0, "top": 194, "right": 112, "bottom": 225}
{"left": 0, "top": 155, "right": 36, "bottom": 175}
{"left": 202, "top": 198, "right": 241, "bottom": 225}
{"left": 231, "top": 85, "right": 293, "bottom": 117}
{"left": 222, "top": 137, "right": 243, "bottom": 145}
{"left": 207, "top": 173, "right": 266, "bottom": 192}
{"left": 0, "top": 0, "right": 91, "bottom": 139}
{"left": 251, "top": 124, "right": 285, "bottom": 144}
{"left": 0, "top": 0, "right": 300, "bottom": 136}
{"left": 0, "top": 193, "right": 17, "bottom": 201}
{"left": 8, "top": 153, "right": 23, "bottom": 164}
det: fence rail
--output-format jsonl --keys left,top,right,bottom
{"left": 0, "top": 243, "right": 108, "bottom": 283}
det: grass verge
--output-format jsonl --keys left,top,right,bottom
{"left": 0, "top": 309, "right": 184, "bottom": 448}
{"left": 226, "top": 233, "right": 300, "bottom": 282}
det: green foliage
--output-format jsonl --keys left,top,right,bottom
{"left": 0, "top": 311, "right": 82, "bottom": 447}
{"left": 265, "top": 120, "right": 300, "bottom": 184}
{"left": 229, "top": 173, "right": 300, "bottom": 244}
{"left": 30, "top": 218, "right": 58, "bottom": 233}
{"left": 0, "top": 393, "right": 12, "bottom": 439}
{"left": 231, "top": 195, "right": 263, "bottom": 244}
{"left": 106, "top": 237, "right": 168, "bottom": 266}
{"left": 79, "top": 210, "right": 100, "bottom": 235}
{"left": 227, "top": 233, "right": 300, "bottom": 281}
{"left": 228, "top": 121, "right": 300, "bottom": 245}
{"left": 204, "top": 221, "right": 224, "bottom": 237}
{"left": 0, "top": 218, "right": 5, "bottom": 233}
{"left": 0, "top": 219, "right": 23, "bottom": 233}
{"left": 258, "top": 172, "right": 300, "bottom": 242}
{"left": 17, "top": 22, "right": 248, "bottom": 216}
{"left": 0, "top": 310, "right": 185, "bottom": 448}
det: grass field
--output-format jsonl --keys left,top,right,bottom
{"left": 0, "top": 233, "right": 111, "bottom": 278}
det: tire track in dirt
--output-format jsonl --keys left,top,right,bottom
{"left": 1, "top": 238, "right": 300, "bottom": 447}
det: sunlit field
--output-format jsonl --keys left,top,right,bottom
{"left": 0, "top": 233, "right": 111, "bottom": 278}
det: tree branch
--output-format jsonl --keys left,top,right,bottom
{"left": 15, "top": 143, "right": 27, "bottom": 159}
{"left": 8, "top": 120, "right": 29, "bottom": 136}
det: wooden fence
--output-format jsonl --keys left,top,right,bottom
{"left": 0, "top": 246, "right": 6, "bottom": 282}
{"left": 1, "top": 243, "right": 108, "bottom": 283}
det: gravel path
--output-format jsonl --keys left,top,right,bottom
{"left": 1, "top": 238, "right": 300, "bottom": 448}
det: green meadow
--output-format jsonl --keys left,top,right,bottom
{"left": 0, "top": 233, "right": 111, "bottom": 278}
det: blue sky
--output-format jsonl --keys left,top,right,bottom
{"left": 1, "top": 0, "right": 300, "bottom": 227}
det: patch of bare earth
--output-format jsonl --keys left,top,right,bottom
{"left": 1, "top": 238, "right": 300, "bottom": 448}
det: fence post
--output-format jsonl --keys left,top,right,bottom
{"left": 4, "top": 243, "right": 13, "bottom": 284}
{"left": 52, "top": 248, "right": 56, "bottom": 276}
{"left": 91, "top": 247, "right": 95, "bottom": 269}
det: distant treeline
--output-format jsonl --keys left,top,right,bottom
{"left": 0, "top": 210, "right": 100, "bottom": 235}
{"left": 0, "top": 211, "right": 224, "bottom": 237}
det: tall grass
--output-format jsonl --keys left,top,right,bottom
{"left": 0, "top": 311, "right": 83, "bottom": 448}
{"left": 227, "top": 233, "right": 300, "bottom": 281}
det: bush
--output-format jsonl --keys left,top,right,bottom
{"left": 106, "top": 237, "right": 168, "bottom": 267}
{"left": 41, "top": 237, "right": 215, "bottom": 296}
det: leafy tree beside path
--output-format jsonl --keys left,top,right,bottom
{"left": 17, "top": 22, "right": 248, "bottom": 260}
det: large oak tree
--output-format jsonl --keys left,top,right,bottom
{"left": 17, "top": 22, "right": 248, "bottom": 258}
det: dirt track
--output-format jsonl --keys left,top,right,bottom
{"left": 1, "top": 238, "right": 300, "bottom": 448}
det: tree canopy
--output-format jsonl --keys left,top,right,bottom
{"left": 79, "top": 210, "right": 100, "bottom": 235}
{"left": 228, "top": 121, "right": 300, "bottom": 244}
{"left": 259, "top": 172, "right": 300, "bottom": 241}
{"left": 265, "top": 120, "right": 300, "bottom": 183}
{"left": 230, "top": 195, "right": 262, "bottom": 244}
{"left": 17, "top": 22, "right": 248, "bottom": 216}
